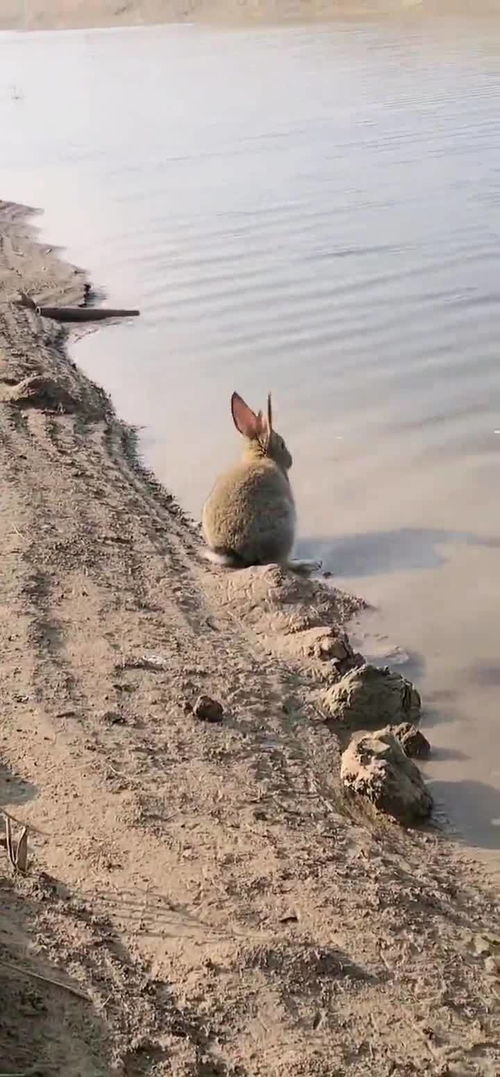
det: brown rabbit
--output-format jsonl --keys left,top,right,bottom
{"left": 202, "top": 392, "right": 296, "bottom": 567}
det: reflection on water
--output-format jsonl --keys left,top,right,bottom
{"left": 0, "top": 17, "right": 499, "bottom": 872}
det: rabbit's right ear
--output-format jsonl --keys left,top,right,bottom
{"left": 231, "top": 392, "right": 261, "bottom": 440}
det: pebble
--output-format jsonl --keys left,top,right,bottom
{"left": 192, "top": 694, "right": 224, "bottom": 724}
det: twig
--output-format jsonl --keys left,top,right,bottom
{"left": 0, "top": 959, "right": 89, "bottom": 1001}
{"left": 1, "top": 813, "right": 29, "bottom": 873}
{"left": 16, "top": 827, "right": 28, "bottom": 873}
{"left": 0, "top": 808, "right": 47, "bottom": 836}
{"left": 4, "top": 814, "right": 15, "bottom": 870}
{"left": 0, "top": 1069, "right": 45, "bottom": 1076}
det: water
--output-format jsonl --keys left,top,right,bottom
{"left": 0, "top": 17, "right": 499, "bottom": 874}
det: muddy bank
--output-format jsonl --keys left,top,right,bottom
{"left": 0, "top": 199, "right": 498, "bottom": 1076}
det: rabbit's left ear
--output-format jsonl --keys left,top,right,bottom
{"left": 231, "top": 392, "right": 261, "bottom": 439}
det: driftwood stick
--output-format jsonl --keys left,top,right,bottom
{"left": 37, "top": 306, "right": 140, "bottom": 322}
{"left": 0, "top": 958, "right": 90, "bottom": 1001}
{"left": 15, "top": 292, "right": 139, "bottom": 322}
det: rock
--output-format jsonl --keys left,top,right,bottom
{"left": 192, "top": 694, "right": 223, "bottom": 724}
{"left": 323, "top": 664, "right": 421, "bottom": 732}
{"left": 392, "top": 721, "right": 431, "bottom": 760}
{"left": 340, "top": 729, "right": 433, "bottom": 824}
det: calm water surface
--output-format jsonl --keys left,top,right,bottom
{"left": 0, "top": 18, "right": 499, "bottom": 874}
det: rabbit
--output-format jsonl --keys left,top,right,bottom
{"left": 202, "top": 391, "right": 297, "bottom": 568}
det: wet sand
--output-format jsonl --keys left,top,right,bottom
{"left": 0, "top": 200, "right": 499, "bottom": 1074}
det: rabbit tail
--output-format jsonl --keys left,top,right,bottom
{"left": 202, "top": 547, "right": 248, "bottom": 569}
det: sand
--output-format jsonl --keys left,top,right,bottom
{"left": 0, "top": 198, "right": 498, "bottom": 1075}
{"left": 1, "top": 0, "right": 500, "bottom": 31}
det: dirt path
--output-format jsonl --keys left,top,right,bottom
{"left": 0, "top": 200, "right": 498, "bottom": 1077}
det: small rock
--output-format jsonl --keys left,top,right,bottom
{"left": 392, "top": 721, "right": 431, "bottom": 760}
{"left": 124, "top": 653, "right": 169, "bottom": 672}
{"left": 101, "top": 710, "right": 126, "bottom": 726}
{"left": 473, "top": 934, "right": 492, "bottom": 956}
{"left": 484, "top": 955, "right": 500, "bottom": 977}
{"left": 193, "top": 695, "right": 223, "bottom": 724}
{"left": 323, "top": 664, "right": 421, "bottom": 732}
{"left": 340, "top": 729, "right": 433, "bottom": 825}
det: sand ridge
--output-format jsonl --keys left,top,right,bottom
{"left": 0, "top": 199, "right": 498, "bottom": 1075}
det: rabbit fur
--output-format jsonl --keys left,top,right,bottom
{"left": 202, "top": 391, "right": 296, "bottom": 568}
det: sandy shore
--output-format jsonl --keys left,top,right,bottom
{"left": 2, "top": 0, "right": 500, "bottom": 31}
{"left": 0, "top": 200, "right": 499, "bottom": 1075}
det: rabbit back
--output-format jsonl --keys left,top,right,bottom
{"left": 202, "top": 457, "right": 296, "bottom": 566}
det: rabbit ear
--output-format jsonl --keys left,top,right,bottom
{"left": 258, "top": 392, "right": 273, "bottom": 449}
{"left": 231, "top": 392, "right": 261, "bottom": 439}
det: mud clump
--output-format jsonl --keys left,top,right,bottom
{"left": 218, "top": 564, "right": 366, "bottom": 678}
{"left": 323, "top": 664, "right": 421, "bottom": 733}
{"left": 290, "top": 625, "right": 364, "bottom": 676}
{"left": 392, "top": 721, "right": 431, "bottom": 760}
{"left": 225, "top": 564, "right": 365, "bottom": 636}
{"left": 340, "top": 729, "right": 433, "bottom": 825}
{"left": 4, "top": 374, "right": 79, "bottom": 412}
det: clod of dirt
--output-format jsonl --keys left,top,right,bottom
{"left": 101, "top": 710, "right": 126, "bottom": 726}
{"left": 322, "top": 663, "right": 421, "bottom": 732}
{"left": 192, "top": 695, "right": 224, "bottom": 723}
{"left": 4, "top": 374, "right": 78, "bottom": 412}
{"left": 293, "top": 625, "right": 352, "bottom": 662}
{"left": 289, "top": 626, "right": 365, "bottom": 680}
{"left": 123, "top": 652, "right": 169, "bottom": 672}
{"left": 392, "top": 721, "right": 431, "bottom": 759}
{"left": 484, "top": 956, "right": 500, "bottom": 977}
{"left": 474, "top": 934, "right": 493, "bottom": 956}
{"left": 224, "top": 564, "right": 365, "bottom": 636}
{"left": 340, "top": 729, "right": 433, "bottom": 825}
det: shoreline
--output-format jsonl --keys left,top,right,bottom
{"left": 2, "top": 1, "right": 500, "bottom": 32}
{"left": 0, "top": 199, "right": 498, "bottom": 1075}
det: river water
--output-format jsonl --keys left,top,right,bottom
{"left": 0, "top": 16, "right": 499, "bottom": 875}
